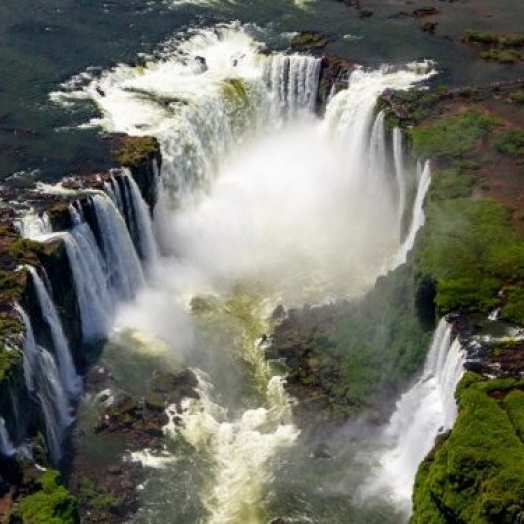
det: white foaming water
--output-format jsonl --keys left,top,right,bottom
{"left": 16, "top": 212, "right": 52, "bottom": 239}
{"left": 15, "top": 304, "right": 72, "bottom": 464}
{"left": 123, "top": 170, "right": 159, "bottom": 265}
{"left": 163, "top": 372, "right": 299, "bottom": 524}
{"left": 52, "top": 25, "right": 321, "bottom": 202}
{"left": 56, "top": 224, "right": 112, "bottom": 342}
{"left": 26, "top": 266, "right": 81, "bottom": 399}
{"left": 90, "top": 194, "right": 145, "bottom": 300}
{"left": 0, "top": 417, "right": 15, "bottom": 457}
{"left": 393, "top": 127, "right": 408, "bottom": 230}
{"left": 365, "top": 319, "right": 465, "bottom": 513}
{"left": 393, "top": 161, "right": 432, "bottom": 267}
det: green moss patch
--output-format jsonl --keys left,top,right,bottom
{"left": 416, "top": 197, "right": 524, "bottom": 318}
{"left": 411, "top": 373, "right": 524, "bottom": 523}
{"left": 112, "top": 136, "right": 159, "bottom": 168}
{"left": 408, "top": 108, "right": 501, "bottom": 159}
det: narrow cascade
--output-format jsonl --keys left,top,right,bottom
{"left": 58, "top": 224, "right": 112, "bottom": 342}
{"left": 370, "top": 319, "right": 465, "bottom": 511}
{"left": 16, "top": 212, "right": 52, "bottom": 239}
{"left": 368, "top": 111, "right": 387, "bottom": 191}
{"left": 26, "top": 266, "right": 81, "bottom": 399}
{"left": 393, "top": 127, "right": 408, "bottom": 230}
{"left": 0, "top": 417, "right": 15, "bottom": 457}
{"left": 122, "top": 170, "right": 159, "bottom": 265}
{"left": 392, "top": 161, "right": 432, "bottom": 267}
{"left": 89, "top": 194, "right": 144, "bottom": 300}
{"left": 15, "top": 304, "right": 72, "bottom": 464}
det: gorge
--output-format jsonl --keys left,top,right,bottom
{"left": 1, "top": 3, "right": 524, "bottom": 524}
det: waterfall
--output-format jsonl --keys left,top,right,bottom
{"left": 263, "top": 54, "right": 321, "bottom": 119}
{"left": 121, "top": 170, "right": 159, "bottom": 265}
{"left": 90, "top": 194, "right": 144, "bottom": 300}
{"left": 15, "top": 304, "right": 72, "bottom": 464}
{"left": 369, "top": 319, "right": 465, "bottom": 511}
{"left": 26, "top": 266, "right": 81, "bottom": 399}
{"left": 50, "top": 25, "right": 441, "bottom": 520}
{"left": 58, "top": 224, "right": 112, "bottom": 342}
{"left": 16, "top": 212, "right": 52, "bottom": 239}
{"left": 0, "top": 417, "right": 14, "bottom": 457}
{"left": 392, "top": 161, "right": 432, "bottom": 266}
{"left": 393, "top": 127, "right": 407, "bottom": 229}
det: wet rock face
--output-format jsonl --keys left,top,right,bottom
{"left": 316, "top": 55, "right": 355, "bottom": 114}
{"left": 66, "top": 367, "right": 200, "bottom": 523}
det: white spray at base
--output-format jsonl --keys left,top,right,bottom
{"left": 363, "top": 319, "right": 466, "bottom": 513}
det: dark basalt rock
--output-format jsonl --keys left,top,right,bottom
{"left": 316, "top": 55, "right": 356, "bottom": 114}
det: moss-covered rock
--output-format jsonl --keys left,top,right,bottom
{"left": 111, "top": 136, "right": 161, "bottom": 212}
{"left": 411, "top": 373, "right": 524, "bottom": 523}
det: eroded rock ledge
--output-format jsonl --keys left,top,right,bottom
{"left": 0, "top": 135, "right": 162, "bottom": 523}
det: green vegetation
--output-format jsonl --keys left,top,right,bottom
{"left": 493, "top": 128, "right": 524, "bottom": 157}
{"left": 376, "top": 86, "right": 449, "bottom": 130}
{"left": 479, "top": 48, "right": 521, "bottom": 64}
{"left": 77, "top": 477, "right": 123, "bottom": 512}
{"left": 290, "top": 31, "right": 328, "bottom": 51}
{"left": 8, "top": 238, "right": 46, "bottom": 266}
{"left": 411, "top": 373, "right": 524, "bottom": 523}
{"left": 416, "top": 197, "right": 524, "bottom": 317}
{"left": 408, "top": 108, "right": 500, "bottom": 159}
{"left": 8, "top": 470, "right": 78, "bottom": 524}
{"left": 463, "top": 30, "right": 524, "bottom": 64}
{"left": 405, "top": 108, "right": 524, "bottom": 321}
{"left": 465, "top": 30, "right": 524, "bottom": 48}
{"left": 112, "top": 136, "right": 159, "bottom": 167}
{"left": 509, "top": 90, "right": 524, "bottom": 104}
{"left": 296, "top": 262, "right": 432, "bottom": 413}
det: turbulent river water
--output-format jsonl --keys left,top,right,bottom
{"left": 5, "top": 0, "right": 519, "bottom": 522}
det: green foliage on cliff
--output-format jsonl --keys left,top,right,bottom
{"left": 493, "top": 128, "right": 524, "bottom": 157}
{"left": 8, "top": 470, "right": 78, "bottom": 524}
{"left": 8, "top": 239, "right": 46, "bottom": 266}
{"left": 332, "top": 262, "right": 431, "bottom": 408}
{"left": 408, "top": 108, "right": 500, "bottom": 159}
{"left": 112, "top": 136, "right": 159, "bottom": 168}
{"left": 416, "top": 197, "right": 524, "bottom": 317}
{"left": 411, "top": 373, "right": 524, "bottom": 523}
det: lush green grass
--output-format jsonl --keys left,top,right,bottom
{"left": 408, "top": 108, "right": 500, "bottom": 159}
{"left": 415, "top": 195, "right": 524, "bottom": 318}
{"left": 411, "top": 374, "right": 524, "bottom": 523}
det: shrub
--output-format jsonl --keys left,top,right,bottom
{"left": 9, "top": 470, "right": 78, "bottom": 524}
{"left": 493, "top": 128, "right": 524, "bottom": 156}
